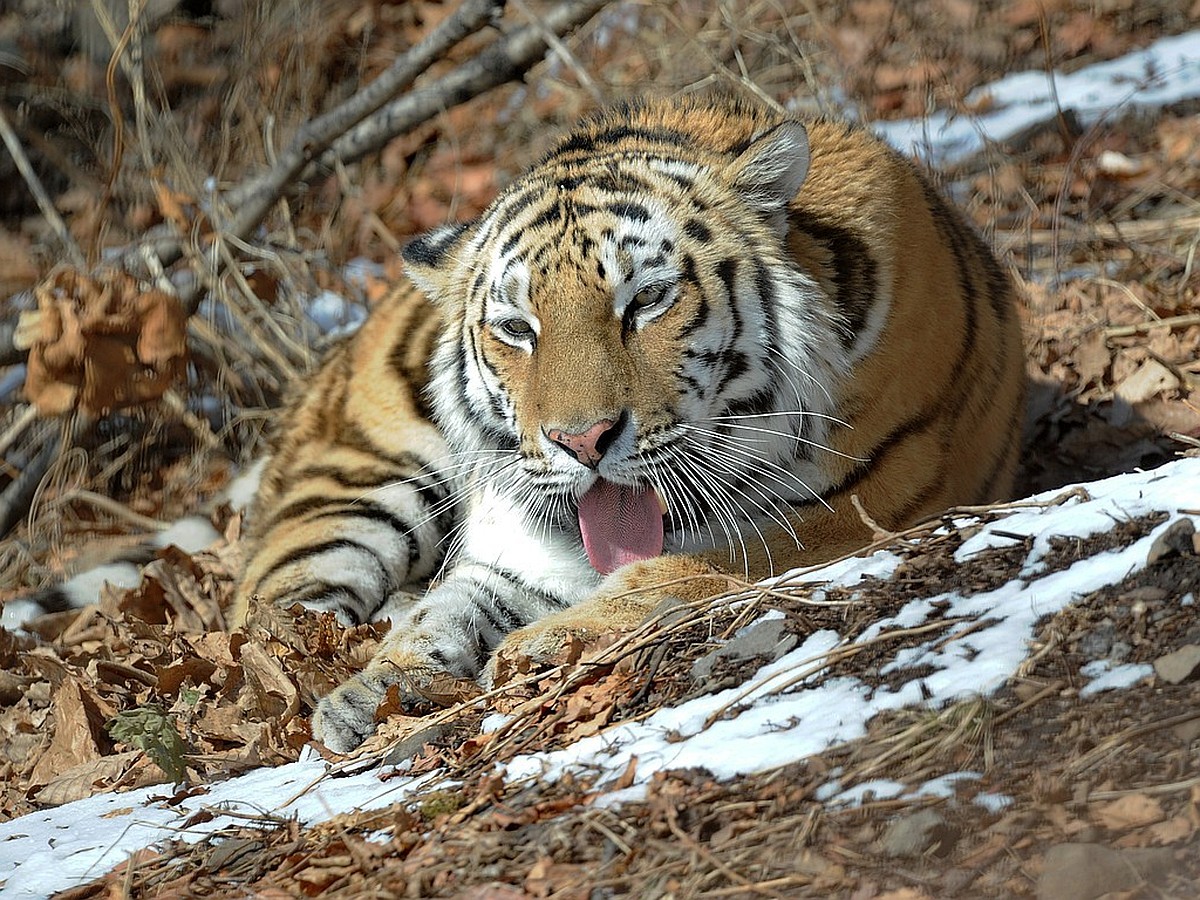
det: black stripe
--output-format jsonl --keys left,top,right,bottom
{"left": 490, "top": 565, "right": 573, "bottom": 611}
{"left": 495, "top": 187, "right": 539, "bottom": 221}
{"left": 293, "top": 464, "right": 405, "bottom": 490}
{"left": 786, "top": 211, "right": 877, "bottom": 347}
{"left": 529, "top": 203, "right": 563, "bottom": 231}
{"left": 547, "top": 124, "right": 692, "bottom": 161}
{"left": 651, "top": 166, "right": 694, "bottom": 189}
{"left": 716, "top": 351, "right": 750, "bottom": 395}
{"left": 309, "top": 503, "right": 422, "bottom": 563}
{"left": 675, "top": 367, "right": 705, "bottom": 395}
{"left": 466, "top": 325, "right": 512, "bottom": 430}
{"left": 464, "top": 588, "right": 507, "bottom": 635}
{"left": 606, "top": 201, "right": 650, "bottom": 222}
{"left": 973, "top": 399, "right": 1024, "bottom": 503}
{"left": 283, "top": 580, "right": 372, "bottom": 619}
{"left": 261, "top": 538, "right": 393, "bottom": 595}
{"left": 29, "top": 586, "right": 74, "bottom": 614}
{"left": 916, "top": 173, "right": 980, "bottom": 392}
{"left": 684, "top": 219, "right": 712, "bottom": 242}
{"left": 725, "top": 387, "right": 775, "bottom": 418}
{"left": 500, "top": 230, "right": 523, "bottom": 257}
{"left": 402, "top": 222, "right": 469, "bottom": 267}
{"left": 886, "top": 465, "right": 946, "bottom": 527}
{"left": 583, "top": 170, "right": 657, "bottom": 195}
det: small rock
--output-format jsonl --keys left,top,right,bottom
{"left": 1146, "top": 518, "right": 1197, "bottom": 565}
{"left": 879, "top": 809, "right": 957, "bottom": 858}
{"left": 691, "top": 617, "right": 798, "bottom": 682}
{"left": 1077, "top": 622, "right": 1116, "bottom": 659}
{"left": 1037, "top": 843, "right": 1175, "bottom": 900}
{"left": 382, "top": 722, "right": 451, "bottom": 765}
{"left": 1122, "top": 586, "right": 1168, "bottom": 604}
{"left": 1153, "top": 644, "right": 1200, "bottom": 685}
{"left": 1108, "top": 640, "right": 1132, "bottom": 663}
{"left": 1172, "top": 717, "right": 1200, "bottom": 743}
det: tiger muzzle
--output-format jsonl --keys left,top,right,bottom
{"left": 544, "top": 416, "right": 622, "bottom": 468}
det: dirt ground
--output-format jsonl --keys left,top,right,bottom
{"left": 1, "top": 1, "right": 1199, "bottom": 897}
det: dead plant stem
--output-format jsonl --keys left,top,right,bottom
{"left": 0, "top": 104, "right": 84, "bottom": 266}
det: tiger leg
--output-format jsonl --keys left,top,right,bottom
{"left": 230, "top": 286, "right": 455, "bottom": 628}
{"left": 480, "top": 555, "right": 728, "bottom": 686}
{"left": 312, "top": 555, "right": 723, "bottom": 752}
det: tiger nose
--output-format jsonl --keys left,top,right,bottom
{"left": 545, "top": 418, "right": 618, "bottom": 468}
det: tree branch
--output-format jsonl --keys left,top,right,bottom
{"left": 318, "top": 0, "right": 612, "bottom": 168}
{"left": 220, "top": 0, "right": 505, "bottom": 244}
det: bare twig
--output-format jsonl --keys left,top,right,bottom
{"left": 0, "top": 425, "right": 60, "bottom": 538}
{"left": 511, "top": 0, "right": 604, "bottom": 103}
{"left": 0, "top": 104, "right": 85, "bottom": 267}
{"left": 0, "top": 405, "right": 39, "bottom": 458}
{"left": 1104, "top": 313, "right": 1200, "bottom": 338}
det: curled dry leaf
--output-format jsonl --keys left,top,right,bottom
{"left": 1093, "top": 793, "right": 1166, "bottom": 831}
{"left": 411, "top": 672, "right": 484, "bottom": 708}
{"left": 27, "top": 676, "right": 117, "bottom": 792}
{"left": 20, "top": 268, "right": 188, "bottom": 417}
{"left": 239, "top": 640, "right": 300, "bottom": 722}
{"left": 32, "top": 750, "right": 144, "bottom": 807}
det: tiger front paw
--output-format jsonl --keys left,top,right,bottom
{"left": 482, "top": 621, "right": 596, "bottom": 688}
{"left": 311, "top": 661, "right": 430, "bottom": 754}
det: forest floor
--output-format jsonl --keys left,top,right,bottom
{"left": 1, "top": 0, "right": 1199, "bottom": 897}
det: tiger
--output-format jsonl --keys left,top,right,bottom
{"left": 230, "top": 96, "right": 1025, "bottom": 754}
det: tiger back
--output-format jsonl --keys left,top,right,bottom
{"left": 232, "top": 96, "right": 1025, "bottom": 752}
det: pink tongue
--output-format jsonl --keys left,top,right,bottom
{"left": 578, "top": 479, "right": 664, "bottom": 575}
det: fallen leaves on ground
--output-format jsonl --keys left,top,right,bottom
{"left": 19, "top": 269, "right": 189, "bottom": 417}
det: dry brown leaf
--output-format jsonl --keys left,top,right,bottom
{"left": 0, "top": 230, "right": 40, "bottom": 295}
{"left": 28, "top": 676, "right": 116, "bottom": 790}
{"left": 239, "top": 641, "right": 300, "bottom": 722}
{"left": 152, "top": 181, "right": 199, "bottom": 232}
{"left": 23, "top": 268, "right": 188, "bottom": 417}
{"left": 412, "top": 672, "right": 484, "bottom": 708}
{"left": 1074, "top": 330, "right": 1111, "bottom": 388}
{"left": 155, "top": 656, "right": 219, "bottom": 696}
{"left": 524, "top": 856, "right": 588, "bottom": 899}
{"left": 31, "top": 750, "right": 143, "bottom": 807}
{"left": 454, "top": 885, "right": 530, "bottom": 900}
{"left": 1145, "top": 815, "right": 1194, "bottom": 845}
{"left": 1114, "top": 359, "right": 1179, "bottom": 405}
{"left": 1093, "top": 793, "right": 1166, "bottom": 831}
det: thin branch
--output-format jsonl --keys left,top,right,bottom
{"left": 319, "top": 0, "right": 611, "bottom": 166}
{"left": 0, "top": 104, "right": 85, "bottom": 267}
{"left": 0, "top": 424, "right": 60, "bottom": 538}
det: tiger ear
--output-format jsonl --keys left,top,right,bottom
{"left": 728, "top": 121, "right": 810, "bottom": 233}
{"left": 401, "top": 221, "right": 474, "bottom": 301}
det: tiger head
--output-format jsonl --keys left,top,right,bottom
{"left": 401, "top": 100, "right": 849, "bottom": 569}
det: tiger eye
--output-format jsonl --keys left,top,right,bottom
{"left": 495, "top": 318, "right": 534, "bottom": 341}
{"left": 631, "top": 285, "right": 669, "bottom": 311}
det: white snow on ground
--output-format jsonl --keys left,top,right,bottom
{"left": 3, "top": 30, "right": 1200, "bottom": 899}
{"left": 2, "top": 456, "right": 1198, "bottom": 897}
{"left": 874, "top": 30, "right": 1200, "bottom": 164}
